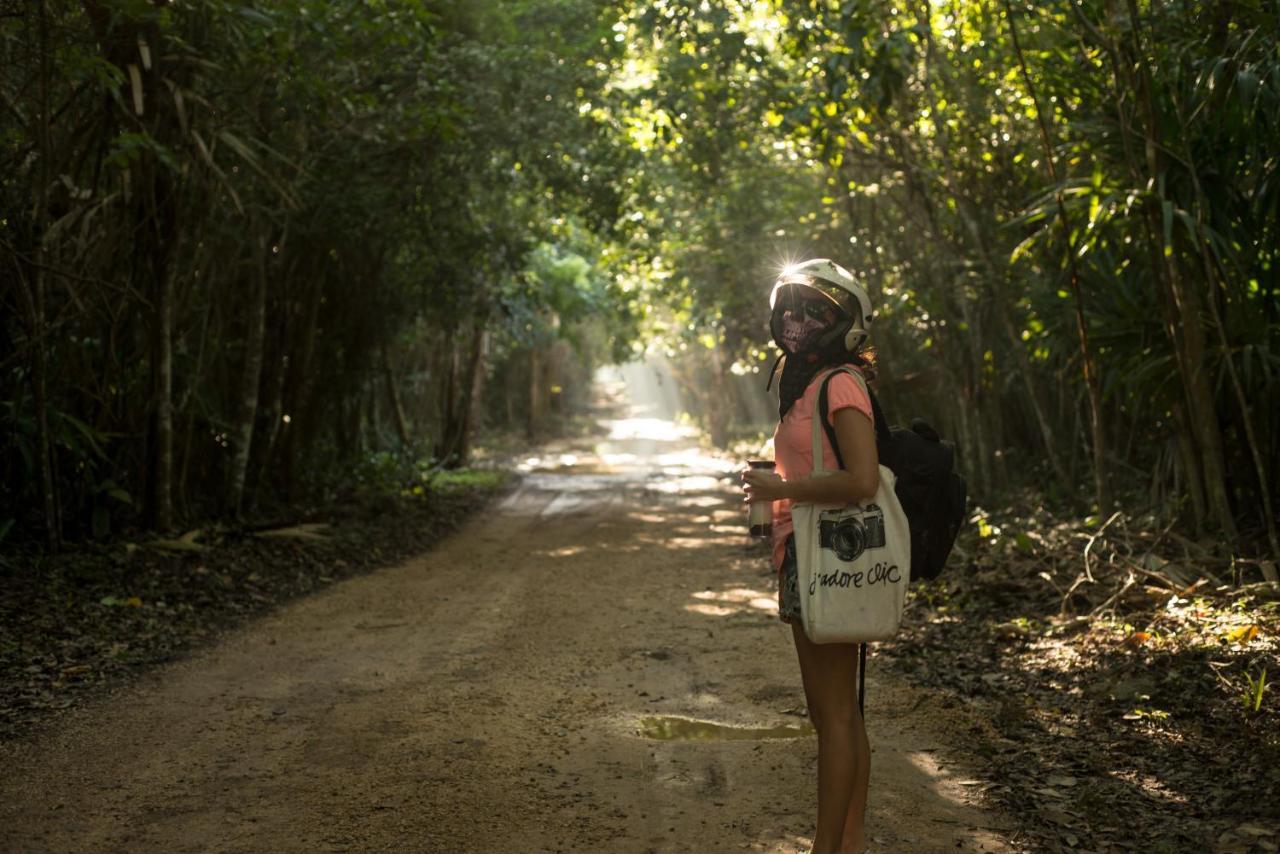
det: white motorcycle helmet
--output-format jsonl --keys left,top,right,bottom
{"left": 769, "top": 258, "right": 873, "bottom": 353}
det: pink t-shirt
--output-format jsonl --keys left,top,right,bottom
{"left": 771, "top": 368, "right": 874, "bottom": 571}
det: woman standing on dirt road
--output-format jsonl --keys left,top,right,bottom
{"left": 741, "top": 259, "right": 880, "bottom": 854}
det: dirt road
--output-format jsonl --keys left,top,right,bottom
{"left": 1, "top": 411, "right": 1012, "bottom": 852}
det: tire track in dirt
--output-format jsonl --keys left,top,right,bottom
{"left": 1, "top": 428, "right": 1013, "bottom": 853}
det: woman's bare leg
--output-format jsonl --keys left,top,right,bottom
{"left": 838, "top": 688, "right": 870, "bottom": 854}
{"left": 792, "top": 623, "right": 870, "bottom": 854}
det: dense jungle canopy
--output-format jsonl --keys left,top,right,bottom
{"left": 3, "top": 0, "right": 1278, "bottom": 558}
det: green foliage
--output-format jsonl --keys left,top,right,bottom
{"left": 348, "top": 449, "right": 504, "bottom": 501}
{"left": 2, "top": 0, "right": 1276, "bottom": 550}
{"left": 606, "top": 0, "right": 1278, "bottom": 545}
{"left": 425, "top": 469, "right": 507, "bottom": 495}
{"left": 0, "top": 0, "right": 635, "bottom": 543}
{"left": 1243, "top": 668, "right": 1268, "bottom": 714}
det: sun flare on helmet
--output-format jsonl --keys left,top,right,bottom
{"left": 769, "top": 258, "right": 873, "bottom": 353}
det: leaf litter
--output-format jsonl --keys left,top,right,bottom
{"left": 880, "top": 499, "right": 1279, "bottom": 853}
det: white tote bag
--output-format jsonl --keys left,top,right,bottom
{"left": 793, "top": 368, "right": 911, "bottom": 643}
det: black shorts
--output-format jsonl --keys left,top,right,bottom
{"left": 778, "top": 534, "right": 801, "bottom": 625}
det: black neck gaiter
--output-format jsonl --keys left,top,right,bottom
{"left": 777, "top": 348, "right": 848, "bottom": 419}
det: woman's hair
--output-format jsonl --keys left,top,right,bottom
{"left": 850, "top": 345, "right": 877, "bottom": 382}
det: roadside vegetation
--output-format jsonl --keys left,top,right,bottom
{"left": 2, "top": 1, "right": 1277, "bottom": 846}
{"left": 887, "top": 505, "right": 1278, "bottom": 851}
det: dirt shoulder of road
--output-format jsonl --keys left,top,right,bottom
{"left": 0, "top": 470, "right": 510, "bottom": 742}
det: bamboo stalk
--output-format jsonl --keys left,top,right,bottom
{"left": 1001, "top": 0, "right": 1111, "bottom": 512}
{"left": 32, "top": 0, "right": 62, "bottom": 552}
{"left": 1120, "top": 0, "right": 1238, "bottom": 541}
{"left": 1180, "top": 151, "right": 1280, "bottom": 561}
{"left": 226, "top": 237, "right": 268, "bottom": 518}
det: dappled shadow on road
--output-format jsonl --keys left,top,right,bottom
{"left": 493, "top": 410, "right": 1011, "bottom": 851}
{"left": 0, "top": 392, "right": 1011, "bottom": 854}
{"left": 538, "top": 411, "right": 1280, "bottom": 850}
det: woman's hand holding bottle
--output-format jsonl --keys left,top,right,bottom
{"left": 743, "top": 460, "right": 780, "bottom": 538}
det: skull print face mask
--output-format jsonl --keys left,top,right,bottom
{"left": 768, "top": 289, "right": 852, "bottom": 418}
{"left": 780, "top": 311, "right": 828, "bottom": 354}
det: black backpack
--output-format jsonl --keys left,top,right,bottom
{"left": 819, "top": 370, "right": 967, "bottom": 582}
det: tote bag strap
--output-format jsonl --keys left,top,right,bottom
{"left": 810, "top": 366, "right": 866, "bottom": 474}
{"left": 808, "top": 365, "right": 872, "bottom": 717}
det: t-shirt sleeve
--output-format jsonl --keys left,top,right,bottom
{"left": 825, "top": 371, "right": 873, "bottom": 426}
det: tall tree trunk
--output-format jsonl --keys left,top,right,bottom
{"left": 27, "top": 0, "right": 61, "bottom": 551}
{"left": 226, "top": 239, "right": 268, "bottom": 517}
{"left": 1003, "top": 0, "right": 1110, "bottom": 512}
{"left": 527, "top": 344, "right": 541, "bottom": 439}
{"left": 145, "top": 160, "right": 176, "bottom": 531}
{"left": 452, "top": 319, "right": 488, "bottom": 465}
{"left": 955, "top": 296, "right": 992, "bottom": 495}
{"left": 955, "top": 382, "right": 981, "bottom": 497}
{"left": 435, "top": 329, "right": 461, "bottom": 461}
{"left": 1171, "top": 400, "right": 1207, "bottom": 524}
{"left": 83, "top": 2, "right": 180, "bottom": 530}
{"left": 706, "top": 342, "right": 732, "bottom": 447}
{"left": 1178, "top": 115, "right": 1280, "bottom": 559}
{"left": 505, "top": 365, "right": 517, "bottom": 430}
{"left": 1155, "top": 243, "right": 1236, "bottom": 539}
{"left": 434, "top": 318, "right": 487, "bottom": 466}
{"left": 362, "top": 382, "right": 376, "bottom": 453}
{"left": 280, "top": 274, "right": 324, "bottom": 500}
{"left": 1086, "top": 6, "right": 1213, "bottom": 531}
{"left": 247, "top": 348, "right": 289, "bottom": 510}
{"left": 16, "top": 265, "right": 61, "bottom": 552}
{"left": 1119, "top": 0, "right": 1237, "bottom": 539}
{"left": 177, "top": 268, "right": 215, "bottom": 514}
{"left": 382, "top": 343, "right": 411, "bottom": 447}
{"left": 247, "top": 257, "right": 293, "bottom": 511}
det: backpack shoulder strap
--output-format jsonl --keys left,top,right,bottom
{"left": 817, "top": 367, "right": 891, "bottom": 470}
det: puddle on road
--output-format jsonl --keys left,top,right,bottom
{"left": 636, "top": 715, "right": 814, "bottom": 741}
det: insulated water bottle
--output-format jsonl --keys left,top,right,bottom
{"left": 747, "top": 460, "right": 776, "bottom": 538}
